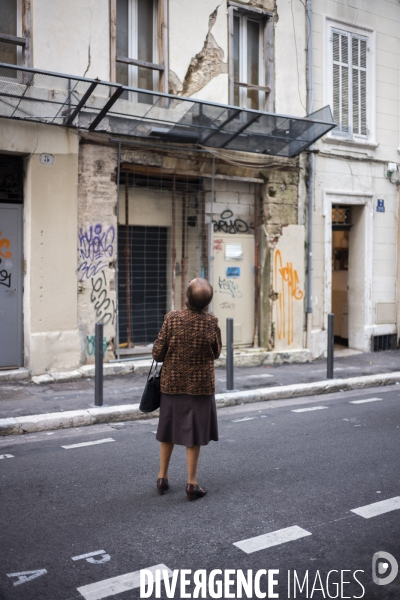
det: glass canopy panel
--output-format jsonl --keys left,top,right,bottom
{"left": 0, "top": 64, "right": 336, "bottom": 158}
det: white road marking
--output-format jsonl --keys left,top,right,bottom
{"left": 77, "top": 564, "right": 172, "bottom": 600}
{"left": 351, "top": 496, "right": 400, "bottom": 519}
{"left": 350, "top": 398, "right": 382, "bottom": 404}
{"left": 234, "top": 525, "right": 312, "bottom": 554}
{"left": 0, "top": 454, "right": 14, "bottom": 459}
{"left": 62, "top": 438, "right": 115, "bottom": 450}
{"left": 232, "top": 417, "right": 257, "bottom": 422}
{"left": 7, "top": 569, "right": 47, "bottom": 587}
{"left": 72, "top": 550, "right": 111, "bottom": 564}
{"left": 291, "top": 406, "right": 328, "bottom": 413}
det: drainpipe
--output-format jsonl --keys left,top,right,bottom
{"left": 306, "top": 0, "right": 314, "bottom": 351}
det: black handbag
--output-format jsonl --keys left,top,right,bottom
{"left": 139, "top": 360, "right": 162, "bottom": 413}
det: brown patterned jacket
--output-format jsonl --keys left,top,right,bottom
{"left": 152, "top": 308, "right": 222, "bottom": 395}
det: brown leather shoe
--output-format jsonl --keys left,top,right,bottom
{"left": 186, "top": 483, "right": 207, "bottom": 502}
{"left": 157, "top": 478, "right": 169, "bottom": 495}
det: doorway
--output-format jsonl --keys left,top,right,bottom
{"left": 326, "top": 195, "right": 372, "bottom": 353}
{"left": 331, "top": 205, "right": 350, "bottom": 348}
{"left": 0, "top": 155, "right": 23, "bottom": 368}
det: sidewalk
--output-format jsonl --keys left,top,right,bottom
{"left": 1, "top": 349, "right": 400, "bottom": 435}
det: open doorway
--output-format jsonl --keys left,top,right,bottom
{"left": 332, "top": 227, "right": 349, "bottom": 349}
{"left": 325, "top": 193, "right": 373, "bottom": 354}
{"left": 332, "top": 205, "right": 350, "bottom": 350}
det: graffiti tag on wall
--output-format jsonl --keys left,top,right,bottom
{"left": 86, "top": 335, "right": 108, "bottom": 356}
{"left": 218, "top": 276, "right": 242, "bottom": 299}
{"left": 0, "top": 270, "right": 11, "bottom": 288}
{"left": 0, "top": 232, "right": 12, "bottom": 258}
{"left": 78, "top": 224, "right": 115, "bottom": 281}
{"left": 274, "top": 250, "right": 304, "bottom": 346}
{"left": 213, "top": 210, "right": 253, "bottom": 234}
{"left": 90, "top": 271, "right": 115, "bottom": 325}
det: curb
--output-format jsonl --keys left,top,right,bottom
{"left": 1, "top": 371, "right": 399, "bottom": 437}
{"left": 0, "top": 349, "right": 312, "bottom": 385}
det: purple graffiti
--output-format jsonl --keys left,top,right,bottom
{"left": 78, "top": 224, "right": 115, "bottom": 281}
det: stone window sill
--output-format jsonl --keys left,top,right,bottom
{"left": 322, "top": 136, "right": 379, "bottom": 151}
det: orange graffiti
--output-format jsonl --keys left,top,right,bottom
{"left": 274, "top": 250, "right": 304, "bottom": 346}
{"left": 0, "top": 231, "right": 12, "bottom": 258}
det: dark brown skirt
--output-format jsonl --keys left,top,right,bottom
{"left": 156, "top": 393, "right": 218, "bottom": 447}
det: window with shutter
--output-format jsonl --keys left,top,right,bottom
{"left": 331, "top": 27, "right": 368, "bottom": 139}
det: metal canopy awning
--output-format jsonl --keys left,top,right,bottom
{"left": 0, "top": 63, "right": 335, "bottom": 158}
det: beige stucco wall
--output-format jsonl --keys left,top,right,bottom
{"left": 0, "top": 120, "right": 83, "bottom": 375}
{"left": 32, "top": 0, "right": 110, "bottom": 80}
{"left": 275, "top": 0, "right": 307, "bottom": 117}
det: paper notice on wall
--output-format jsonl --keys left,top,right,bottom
{"left": 225, "top": 244, "right": 243, "bottom": 260}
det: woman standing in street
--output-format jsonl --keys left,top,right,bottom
{"left": 152, "top": 278, "right": 222, "bottom": 501}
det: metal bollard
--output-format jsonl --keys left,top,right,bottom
{"left": 226, "top": 318, "right": 234, "bottom": 391}
{"left": 95, "top": 321, "right": 104, "bottom": 406}
{"left": 327, "top": 313, "right": 334, "bottom": 379}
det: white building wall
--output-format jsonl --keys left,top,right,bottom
{"left": 310, "top": 0, "right": 400, "bottom": 355}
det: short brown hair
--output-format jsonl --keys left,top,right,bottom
{"left": 186, "top": 278, "right": 213, "bottom": 311}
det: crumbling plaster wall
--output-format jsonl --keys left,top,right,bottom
{"left": 77, "top": 144, "right": 118, "bottom": 364}
{"left": 32, "top": 0, "right": 110, "bottom": 79}
{"left": 259, "top": 166, "right": 303, "bottom": 349}
{"left": 169, "top": 1, "right": 229, "bottom": 102}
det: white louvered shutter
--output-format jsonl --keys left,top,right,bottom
{"left": 332, "top": 30, "right": 349, "bottom": 134}
{"left": 352, "top": 35, "right": 367, "bottom": 136}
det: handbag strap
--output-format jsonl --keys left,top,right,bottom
{"left": 147, "top": 359, "right": 160, "bottom": 380}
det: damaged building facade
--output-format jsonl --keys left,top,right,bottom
{"left": 2, "top": 0, "right": 395, "bottom": 377}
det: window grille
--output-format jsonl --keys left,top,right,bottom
{"left": 332, "top": 205, "right": 352, "bottom": 230}
{"left": 372, "top": 334, "right": 398, "bottom": 352}
{"left": 117, "top": 167, "right": 207, "bottom": 352}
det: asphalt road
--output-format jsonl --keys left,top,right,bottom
{"left": 0, "top": 386, "right": 399, "bottom": 600}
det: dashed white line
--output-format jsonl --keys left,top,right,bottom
{"left": 0, "top": 454, "right": 14, "bottom": 459}
{"left": 351, "top": 496, "right": 400, "bottom": 519}
{"left": 232, "top": 417, "right": 257, "bottom": 422}
{"left": 62, "top": 438, "right": 115, "bottom": 450}
{"left": 234, "top": 525, "right": 312, "bottom": 554}
{"left": 350, "top": 398, "right": 382, "bottom": 404}
{"left": 291, "top": 406, "right": 328, "bottom": 413}
{"left": 77, "top": 564, "right": 172, "bottom": 600}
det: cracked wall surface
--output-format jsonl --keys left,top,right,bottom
{"left": 32, "top": 0, "right": 109, "bottom": 79}
{"left": 169, "top": 1, "right": 228, "bottom": 102}
{"left": 259, "top": 168, "right": 303, "bottom": 349}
